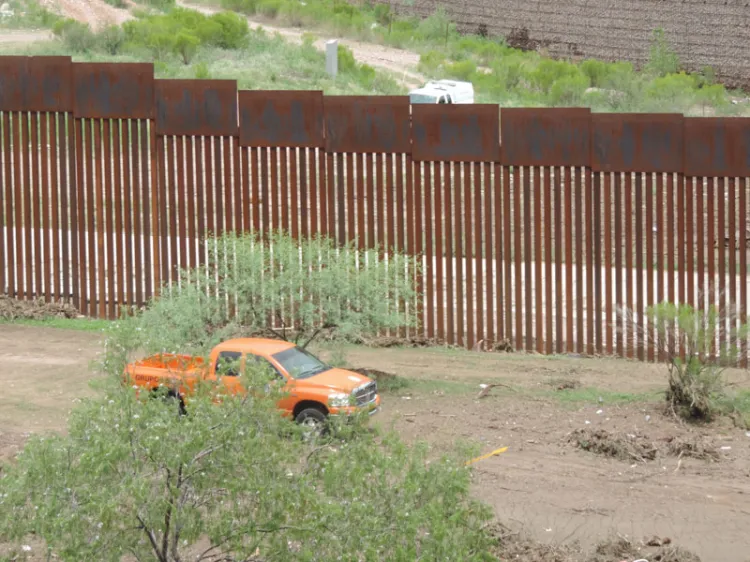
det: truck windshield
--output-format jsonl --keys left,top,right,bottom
{"left": 409, "top": 93, "right": 437, "bottom": 104}
{"left": 272, "top": 347, "right": 330, "bottom": 380}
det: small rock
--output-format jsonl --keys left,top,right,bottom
{"left": 645, "top": 415, "right": 651, "bottom": 422}
{"left": 596, "top": 409, "right": 603, "bottom": 415}
{"left": 584, "top": 420, "right": 591, "bottom": 425}
{"left": 721, "top": 446, "right": 732, "bottom": 451}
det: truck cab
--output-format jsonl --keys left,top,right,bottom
{"left": 408, "top": 79, "right": 475, "bottom": 105}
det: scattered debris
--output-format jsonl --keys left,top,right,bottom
{"left": 664, "top": 436, "right": 720, "bottom": 461}
{"left": 492, "top": 338, "right": 513, "bottom": 352}
{"left": 0, "top": 295, "right": 79, "bottom": 321}
{"left": 587, "top": 535, "right": 701, "bottom": 562}
{"left": 548, "top": 378, "right": 581, "bottom": 391}
{"left": 476, "top": 382, "right": 516, "bottom": 399}
{"left": 488, "top": 525, "right": 701, "bottom": 562}
{"left": 465, "top": 446, "right": 508, "bottom": 466}
{"left": 361, "top": 336, "right": 437, "bottom": 348}
{"left": 569, "top": 429, "right": 658, "bottom": 463}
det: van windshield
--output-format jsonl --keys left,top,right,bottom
{"left": 410, "top": 93, "right": 438, "bottom": 104}
{"left": 272, "top": 347, "right": 331, "bottom": 380}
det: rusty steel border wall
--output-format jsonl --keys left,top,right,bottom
{"left": 2, "top": 57, "right": 750, "bottom": 362}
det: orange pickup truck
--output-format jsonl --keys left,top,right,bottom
{"left": 123, "top": 338, "right": 380, "bottom": 429}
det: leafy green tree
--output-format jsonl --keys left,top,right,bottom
{"left": 646, "top": 28, "right": 680, "bottom": 77}
{"left": 100, "top": 231, "right": 418, "bottom": 364}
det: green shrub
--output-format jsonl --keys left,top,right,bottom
{"left": 699, "top": 65, "right": 717, "bottom": 86}
{"left": 493, "top": 56, "right": 525, "bottom": 90}
{"left": 337, "top": 43, "right": 358, "bottom": 74}
{"left": 645, "top": 71, "right": 697, "bottom": 106}
{"left": 646, "top": 28, "right": 680, "bottom": 76}
{"left": 123, "top": 7, "right": 249, "bottom": 58}
{"left": 221, "top": 0, "right": 258, "bottom": 13}
{"left": 5, "top": 0, "right": 62, "bottom": 28}
{"left": 373, "top": 3, "right": 391, "bottom": 26}
{"left": 174, "top": 31, "right": 200, "bottom": 64}
{"left": 547, "top": 73, "right": 590, "bottom": 106}
{"left": 97, "top": 24, "right": 125, "bottom": 55}
{"left": 580, "top": 59, "right": 611, "bottom": 88}
{"left": 52, "top": 18, "right": 96, "bottom": 53}
{"left": 141, "top": 0, "right": 176, "bottom": 9}
{"left": 638, "top": 302, "right": 749, "bottom": 422}
{"left": 418, "top": 49, "right": 445, "bottom": 74}
{"left": 445, "top": 59, "right": 477, "bottom": 81}
{"left": 257, "top": 0, "right": 282, "bottom": 18}
{"left": 209, "top": 11, "right": 250, "bottom": 48}
{"left": 696, "top": 83, "right": 729, "bottom": 114}
{"left": 194, "top": 61, "right": 211, "bottom": 79}
{"left": 415, "top": 8, "right": 456, "bottom": 43}
{"left": 529, "top": 59, "right": 580, "bottom": 94}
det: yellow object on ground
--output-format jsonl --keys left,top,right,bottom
{"left": 465, "top": 446, "right": 508, "bottom": 466}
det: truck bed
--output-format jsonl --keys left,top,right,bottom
{"left": 125, "top": 353, "right": 206, "bottom": 382}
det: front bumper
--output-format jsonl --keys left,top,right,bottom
{"left": 329, "top": 395, "right": 381, "bottom": 417}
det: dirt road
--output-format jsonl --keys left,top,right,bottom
{"left": 2, "top": 324, "right": 750, "bottom": 560}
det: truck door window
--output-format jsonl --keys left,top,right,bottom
{"left": 215, "top": 351, "right": 242, "bottom": 377}
{"left": 248, "top": 355, "right": 284, "bottom": 381}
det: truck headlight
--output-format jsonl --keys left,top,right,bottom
{"left": 328, "top": 392, "right": 352, "bottom": 407}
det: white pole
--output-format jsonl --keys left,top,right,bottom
{"left": 326, "top": 39, "right": 338, "bottom": 78}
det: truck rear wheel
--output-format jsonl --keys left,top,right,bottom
{"left": 152, "top": 389, "right": 186, "bottom": 416}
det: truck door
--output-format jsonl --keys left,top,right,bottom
{"left": 212, "top": 351, "right": 244, "bottom": 395}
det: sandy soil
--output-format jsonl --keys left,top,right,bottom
{"left": 2, "top": 325, "right": 750, "bottom": 560}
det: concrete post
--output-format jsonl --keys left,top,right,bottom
{"left": 325, "top": 39, "right": 338, "bottom": 78}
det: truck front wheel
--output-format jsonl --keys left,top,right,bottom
{"left": 295, "top": 407, "right": 328, "bottom": 439}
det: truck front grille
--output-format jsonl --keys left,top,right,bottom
{"left": 354, "top": 382, "right": 377, "bottom": 406}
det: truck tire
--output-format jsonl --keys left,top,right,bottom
{"left": 295, "top": 407, "right": 328, "bottom": 438}
{"left": 153, "top": 389, "right": 186, "bottom": 416}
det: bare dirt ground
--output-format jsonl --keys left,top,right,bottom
{"left": 40, "top": 0, "right": 133, "bottom": 28}
{"left": 2, "top": 324, "right": 750, "bottom": 560}
{"left": 0, "top": 29, "right": 51, "bottom": 42}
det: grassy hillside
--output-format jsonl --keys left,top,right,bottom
{"left": 0, "top": 2, "right": 402, "bottom": 95}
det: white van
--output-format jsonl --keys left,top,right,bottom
{"left": 408, "top": 80, "right": 475, "bottom": 105}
